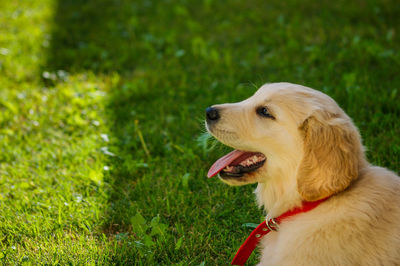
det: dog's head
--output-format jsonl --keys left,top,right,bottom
{"left": 206, "top": 82, "right": 366, "bottom": 201}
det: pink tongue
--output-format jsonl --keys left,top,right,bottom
{"left": 207, "top": 150, "right": 252, "bottom": 178}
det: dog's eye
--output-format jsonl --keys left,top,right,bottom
{"left": 256, "top": 107, "right": 275, "bottom": 119}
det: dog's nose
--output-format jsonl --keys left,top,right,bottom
{"left": 206, "top": 106, "right": 220, "bottom": 121}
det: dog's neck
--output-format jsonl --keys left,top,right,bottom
{"left": 254, "top": 134, "right": 305, "bottom": 218}
{"left": 255, "top": 160, "right": 303, "bottom": 219}
{"left": 255, "top": 182, "right": 303, "bottom": 219}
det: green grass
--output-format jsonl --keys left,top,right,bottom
{"left": 1, "top": 0, "right": 399, "bottom": 264}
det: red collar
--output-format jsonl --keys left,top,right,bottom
{"left": 231, "top": 197, "right": 329, "bottom": 265}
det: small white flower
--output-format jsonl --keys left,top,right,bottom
{"left": 100, "top": 134, "right": 109, "bottom": 142}
{"left": 100, "top": 147, "right": 116, "bottom": 157}
{"left": 75, "top": 195, "right": 82, "bottom": 203}
{"left": 42, "top": 71, "right": 56, "bottom": 80}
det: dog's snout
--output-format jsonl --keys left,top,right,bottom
{"left": 206, "top": 106, "right": 220, "bottom": 122}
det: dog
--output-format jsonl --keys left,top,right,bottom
{"left": 205, "top": 82, "right": 400, "bottom": 265}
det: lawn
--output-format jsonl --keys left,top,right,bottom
{"left": 0, "top": 0, "right": 399, "bottom": 264}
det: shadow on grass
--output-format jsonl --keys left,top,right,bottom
{"left": 44, "top": 0, "right": 242, "bottom": 263}
{"left": 45, "top": 0, "right": 141, "bottom": 73}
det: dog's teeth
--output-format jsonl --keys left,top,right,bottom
{"left": 244, "top": 155, "right": 263, "bottom": 166}
{"left": 224, "top": 165, "right": 241, "bottom": 173}
{"left": 229, "top": 154, "right": 266, "bottom": 172}
{"left": 225, "top": 166, "right": 234, "bottom": 172}
{"left": 240, "top": 155, "right": 262, "bottom": 167}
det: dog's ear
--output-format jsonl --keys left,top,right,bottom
{"left": 297, "top": 111, "right": 363, "bottom": 201}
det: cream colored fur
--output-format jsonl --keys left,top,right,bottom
{"left": 206, "top": 82, "right": 400, "bottom": 265}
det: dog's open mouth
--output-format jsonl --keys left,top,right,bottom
{"left": 207, "top": 150, "right": 266, "bottom": 178}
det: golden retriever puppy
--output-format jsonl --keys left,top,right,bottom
{"left": 205, "top": 82, "right": 400, "bottom": 265}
